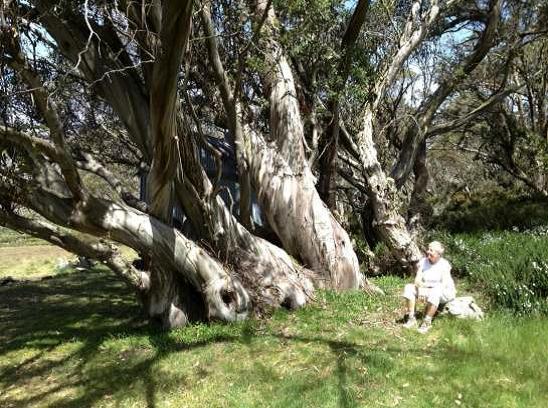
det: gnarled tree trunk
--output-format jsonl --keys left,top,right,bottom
{"left": 242, "top": 0, "right": 363, "bottom": 290}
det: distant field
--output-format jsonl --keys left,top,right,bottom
{"left": 0, "top": 227, "right": 48, "bottom": 248}
{"left": 0, "top": 245, "right": 75, "bottom": 280}
{"left": 0, "top": 227, "right": 75, "bottom": 280}
{"left": 0, "top": 227, "right": 137, "bottom": 280}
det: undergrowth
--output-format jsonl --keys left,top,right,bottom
{"left": 433, "top": 193, "right": 548, "bottom": 233}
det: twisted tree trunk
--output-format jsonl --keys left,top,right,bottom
{"left": 355, "top": 110, "right": 423, "bottom": 267}
{"left": 243, "top": 0, "right": 363, "bottom": 290}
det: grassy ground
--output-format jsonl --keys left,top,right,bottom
{"left": 0, "top": 246, "right": 74, "bottom": 280}
{"left": 0, "top": 227, "right": 46, "bottom": 248}
{"left": 1, "top": 256, "right": 547, "bottom": 407}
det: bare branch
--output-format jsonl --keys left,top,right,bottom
{"left": 391, "top": 0, "right": 503, "bottom": 187}
{"left": 0, "top": 126, "right": 58, "bottom": 160}
{"left": 427, "top": 88, "right": 518, "bottom": 137}
{"left": 373, "top": 0, "right": 449, "bottom": 110}
{"left": 6, "top": 33, "right": 86, "bottom": 201}
{"left": 75, "top": 151, "right": 148, "bottom": 212}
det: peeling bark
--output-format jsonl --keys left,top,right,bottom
{"left": 248, "top": 0, "right": 363, "bottom": 289}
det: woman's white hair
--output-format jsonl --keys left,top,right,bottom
{"left": 428, "top": 241, "right": 445, "bottom": 255}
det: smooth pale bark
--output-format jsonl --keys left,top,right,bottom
{"left": 171, "top": 148, "right": 315, "bottom": 310}
{"left": 21, "top": 0, "right": 314, "bottom": 322}
{"left": 195, "top": 1, "right": 365, "bottom": 290}
{"left": 3, "top": 3, "right": 253, "bottom": 328}
{"left": 248, "top": 0, "right": 363, "bottom": 289}
{"left": 3, "top": 0, "right": 384, "bottom": 331}
{"left": 123, "top": 1, "right": 200, "bottom": 327}
{"left": 246, "top": 128, "right": 362, "bottom": 289}
{"left": 343, "top": 0, "right": 500, "bottom": 265}
{"left": 121, "top": 0, "right": 314, "bottom": 313}
{"left": 147, "top": 0, "right": 194, "bottom": 221}
{"left": 24, "top": 186, "right": 250, "bottom": 326}
{"left": 355, "top": 109, "right": 423, "bottom": 266}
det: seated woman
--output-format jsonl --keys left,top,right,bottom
{"left": 402, "top": 241, "right": 456, "bottom": 333}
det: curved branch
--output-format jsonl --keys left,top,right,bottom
{"left": 0, "top": 209, "right": 150, "bottom": 291}
{"left": 32, "top": 1, "right": 153, "bottom": 160}
{"left": 0, "top": 126, "right": 58, "bottom": 160}
{"left": 391, "top": 0, "right": 503, "bottom": 186}
{"left": 373, "top": 0, "right": 449, "bottom": 110}
{"left": 75, "top": 151, "right": 148, "bottom": 212}
{"left": 6, "top": 34, "right": 86, "bottom": 201}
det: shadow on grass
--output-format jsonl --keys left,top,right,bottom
{"left": 267, "top": 333, "right": 394, "bottom": 408}
{"left": 0, "top": 269, "right": 536, "bottom": 408}
{"left": 263, "top": 328, "right": 541, "bottom": 408}
{"left": 0, "top": 269, "right": 388, "bottom": 407}
{"left": 0, "top": 268, "right": 247, "bottom": 408}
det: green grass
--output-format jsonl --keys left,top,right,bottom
{"left": 1, "top": 265, "right": 547, "bottom": 408}
{"left": 0, "top": 227, "right": 46, "bottom": 247}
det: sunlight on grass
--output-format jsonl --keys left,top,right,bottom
{"left": 0, "top": 246, "right": 76, "bottom": 280}
{"left": 1, "top": 266, "right": 547, "bottom": 407}
{"left": 0, "top": 227, "right": 46, "bottom": 248}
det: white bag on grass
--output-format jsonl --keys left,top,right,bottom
{"left": 440, "top": 296, "right": 484, "bottom": 320}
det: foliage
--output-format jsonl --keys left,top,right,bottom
{"left": 433, "top": 33, "right": 548, "bottom": 197}
{"left": 432, "top": 192, "right": 548, "bottom": 232}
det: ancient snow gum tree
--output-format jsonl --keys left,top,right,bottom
{"left": 0, "top": 0, "right": 368, "bottom": 329}
{"left": 1, "top": 0, "right": 539, "bottom": 328}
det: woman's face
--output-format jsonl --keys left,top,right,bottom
{"left": 426, "top": 248, "right": 441, "bottom": 264}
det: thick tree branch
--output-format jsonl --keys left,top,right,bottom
{"left": 147, "top": 0, "right": 194, "bottom": 221}
{"left": 0, "top": 127, "right": 58, "bottom": 160}
{"left": 373, "top": 0, "right": 449, "bottom": 111}
{"left": 0, "top": 209, "right": 150, "bottom": 291}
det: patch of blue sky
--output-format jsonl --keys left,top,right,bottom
{"left": 20, "top": 23, "right": 56, "bottom": 60}
{"left": 344, "top": 0, "right": 357, "bottom": 10}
